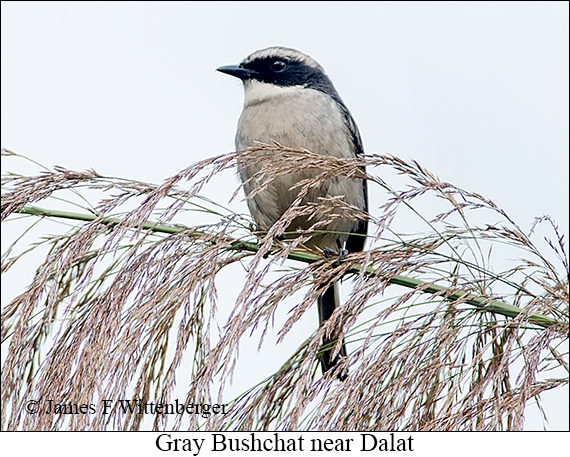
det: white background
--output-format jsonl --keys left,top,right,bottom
{"left": 1, "top": 1, "right": 568, "bottom": 432}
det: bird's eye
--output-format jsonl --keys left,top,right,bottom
{"left": 270, "top": 60, "right": 286, "bottom": 73}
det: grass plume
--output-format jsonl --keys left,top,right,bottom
{"left": 1, "top": 146, "right": 568, "bottom": 431}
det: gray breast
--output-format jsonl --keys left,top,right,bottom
{"left": 236, "top": 85, "right": 364, "bottom": 250}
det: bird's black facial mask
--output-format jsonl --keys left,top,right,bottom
{"left": 241, "top": 57, "right": 326, "bottom": 88}
{"left": 218, "top": 50, "right": 340, "bottom": 101}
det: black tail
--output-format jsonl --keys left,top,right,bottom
{"left": 317, "top": 282, "right": 348, "bottom": 380}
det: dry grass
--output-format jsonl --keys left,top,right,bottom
{"left": 1, "top": 146, "right": 568, "bottom": 431}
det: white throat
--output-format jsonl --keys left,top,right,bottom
{"left": 242, "top": 80, "right": 304, "bottom": 107}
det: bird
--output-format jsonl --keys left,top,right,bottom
{"left": 217, "top": 46, "right": 368, "bottom": 380}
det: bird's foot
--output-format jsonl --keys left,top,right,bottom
{"left": 323, "top": 240, "right": 348, "bottom": 266}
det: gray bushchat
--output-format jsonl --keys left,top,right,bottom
{"left": 217, "top": 47, "right": 368, "bottom": 380}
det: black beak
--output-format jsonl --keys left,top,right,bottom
{"left": 216, "top": 64, "right": 258, "bottom": 80}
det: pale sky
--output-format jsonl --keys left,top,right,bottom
{"left": 1, "top": 1, "right": 568, "bottom": 431}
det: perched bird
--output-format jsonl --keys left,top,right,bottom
{"left": 217, "top": 47, "right": 368, "bottom": 380}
